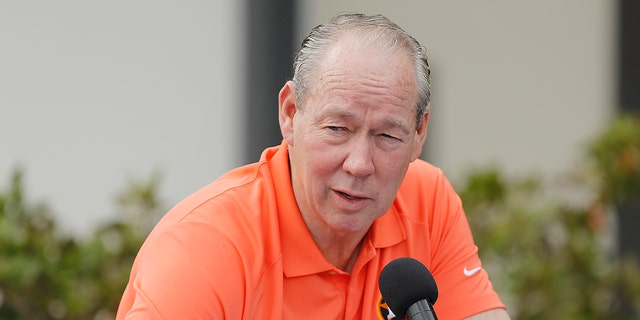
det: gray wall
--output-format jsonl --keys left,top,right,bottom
{"left": 0, "top": 1, "right": 246, "bottom": 235}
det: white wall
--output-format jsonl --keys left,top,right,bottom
{"left": 0, "top": 1, "right": 245, "bottom": 235}
{"left": 297, "top": 0, "right": 616, "bottom": 182}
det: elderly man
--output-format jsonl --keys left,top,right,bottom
{"left": 117, "top": 13, "right": 509, "bottom": 319}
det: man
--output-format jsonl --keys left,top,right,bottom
{"left": 117, "top": 13, "right": 509, "bottom": 319}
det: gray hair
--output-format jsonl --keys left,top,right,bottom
{"left": 292, "top": 13, "right": 432, "bottom": 128}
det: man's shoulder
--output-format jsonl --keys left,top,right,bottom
{"left": 140, "top": 160, "right": 283, "bottom": 268}
{"left": 149, "top": 160, "right": 281, "bottom": 243}
{"left": 148, "top": 144, "right": 292, "bottom": 251}
{"left": 396, "top": 159, "right": 458, "bottom": 212}
{"left": 403, "top": 158, "right": 446, "bottom": 186}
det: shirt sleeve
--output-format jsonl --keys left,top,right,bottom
{"left": 116, "top": 221, "right": 246, "bottom": 319}
{"left": 426, "top": 169, "right": 505, "bottom": 319}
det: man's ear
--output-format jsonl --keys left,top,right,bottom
{"left": 411, "top": 107, "right": 430, "bottom": 161}
{"left": 278, "top": 81, "right": 297, "bottom": 146}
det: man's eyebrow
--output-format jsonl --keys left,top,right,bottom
{"left": 379, "top": 118, "right": 412, "bottom": 136}
{"left": 319, "top": 108, "right": 355, "bottom": 121}
{"left": 322, "top": 108, "right": 412, "bottom": 135}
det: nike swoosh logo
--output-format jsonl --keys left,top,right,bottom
{"left": 463, "top": 266, "right": 482, "bottom": 277}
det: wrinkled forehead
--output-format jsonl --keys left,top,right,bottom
{"left": 311, "top": 34, "right": 418, "bottom": 98}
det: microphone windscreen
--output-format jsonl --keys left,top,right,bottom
{"left": 378, "top": 257, "right": 438, "bottom": 317}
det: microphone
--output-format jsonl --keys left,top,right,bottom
{"left": 379, "top": 257, "right": 438, "bottom": 320}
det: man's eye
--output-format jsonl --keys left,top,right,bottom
{"left": 328, "top": 126, "right": 343, "bottom": 131}
{"left": 381, "top": 133, "right": 398, "bottom": 140}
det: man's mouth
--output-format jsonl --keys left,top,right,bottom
{"left": 338, "top": 191, "right": 364, "bottom": 200}
{"left": 339, "top": 191, "right": 356, "bottom": 199}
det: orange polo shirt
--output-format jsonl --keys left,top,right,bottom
{"left": 117, "top": 142, "right": 504, "bottom": 319}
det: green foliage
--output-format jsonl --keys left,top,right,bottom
{"left": 0, "top": 171, "right": 162, "bottom": 319}
{"left": 589, "top": 114, "right": 640, "bottom": 203}
{"left": 460, "top": 113, "right": 640, "bottom": 319}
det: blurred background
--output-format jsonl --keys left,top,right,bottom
{"left": 1, "top": 0, "right": 639, "bottom": 319}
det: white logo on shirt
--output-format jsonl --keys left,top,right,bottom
{"left": 463, "top": 266, "right": 481, "bottom": 277}
{"left": 387, "top": 309, "right": 396, "bottom": 319}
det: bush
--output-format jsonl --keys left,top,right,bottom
{"left": 0, "top": 171, "right": 161, "bottom": 319}
{"left": 459, "top": 113, "right": 640, "bottom": 319}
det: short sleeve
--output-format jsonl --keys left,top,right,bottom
{"left": 116, "top": 221, "right": 246, "bottom": 319}
{"left": 426, "top": 171, "right": 505, "bottom": 319}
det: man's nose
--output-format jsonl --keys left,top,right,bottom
{"left": 342, "top": 137, "right": 375, "bottom": 177}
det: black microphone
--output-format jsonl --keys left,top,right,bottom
{"left": 379, "top": 257, "right": 439, "bottom": 320}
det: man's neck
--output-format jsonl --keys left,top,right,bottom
{"left": 310, "top": 228, "right": 367, "bottom": 273}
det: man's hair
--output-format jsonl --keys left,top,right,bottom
{"left": 292, "top": 12, "right": 432, "bottom": 128}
